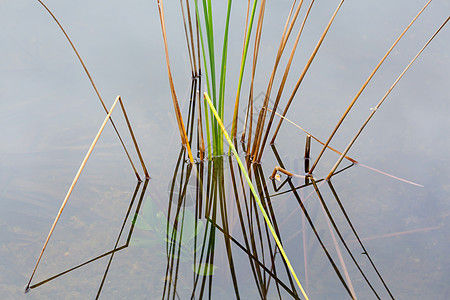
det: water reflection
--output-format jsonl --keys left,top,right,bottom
{"left": 157, "top": 150, "right": 303, "bottom": 298}
{"left": 130, "top": 135, "right": 398, "bottom": 298}
{"left": 27, "top": 179, "right": 149, "bottom": 298}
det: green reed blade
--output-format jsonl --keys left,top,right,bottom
{"left": 218, "top": 0, "right": 233, "bottom": 153}
{"left": 201, "top": 0, "right": 220, "bottom": 155}
{"left": 194, "top": 0, "right": 213, "bottom": 158}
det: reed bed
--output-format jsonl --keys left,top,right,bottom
{"left": 154, "top": 2, "right": 447, "bottom": 297}
{"left": 26, "top": 0, "right": 448, "bottom": 298}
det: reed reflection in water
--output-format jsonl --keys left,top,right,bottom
{"left": 26, "top": 179, "right": 149, "bottom": 299}
{"left": 130, "top": 138, "right": 399, "bottom": 299}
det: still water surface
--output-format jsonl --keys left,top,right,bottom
{"left": 1, "top": 1, "right": 449, "bottom": 299}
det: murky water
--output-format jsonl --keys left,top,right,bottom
{"left": 1, "top": 1, "right": 449, "bottom": 299}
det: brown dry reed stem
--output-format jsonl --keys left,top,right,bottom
{"left": 304, "top": 135, "right": 311, "bottom": 164}
{"left": 246, "top": 0, "right": 267, "bottom": 145}
{"left": 255, "top": 0, "right": 316, "bottom": 163}
{"left": 25, "top": 96, "right": 121, "bottom": 293}
{"left": 157, "top": 0, "right": 194, "bottom": 164}
{"left": 308, "top": 0, "right": 433, "bottom": 175}
{"left": 326, "top": 15, "right": 449, "bottom": 180}
{"left": 36, "top": 0, "right": 104, "bottom": 109}
{"left": 357, "top": 162, "right": 423, "bottom": 187}
{"left": 197, "top": 90, "right": 205, "bottom": 160}
{"left": 270, "top": 0, "right": 345, "bottom": 144}
{"left": 270, "top": 166, "right": 315, "bottom": 181}
{"left": 180, "top": 0, "right": 198, "bottom": 76}
{"left": 270, "top": 166, "right": 294, "bottom": 179}
{"left": 251, "top": 0, "right": 306, "bottom": 160}
{"left": 186, "top": 0, "right": 198, "bottom": 75}
{"left": 250, "top": 0, "right": 303, "bottom": 160}
{"left": 180, "top": 0, "right": 195, "bottom": 76}
{"left": 304, "top": 135, "right": 311, "bottom": 184}
{"left": 37, "top": 0, "right": 143, "bottom": 181}
{"left": 186, "top": 79, "right": 198, "bottom": 144}
{"left": 240, "top": 0, "right": 299, "bottom": 144}
{"left": 118, "top": 97, "right": 150, "bottom": 179}
{"left": 244, "top": 0, "right": 267, "bottom": 158}
{"left": 195, "top": 8, "right": 201, "bottom": 76}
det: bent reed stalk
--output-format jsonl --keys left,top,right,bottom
{"left": 26, "top": 96, "right": 121, "bottom": 292}
{"left": 157, "top": 0, "right": 195, "bottom": 163}
{"left": 37, "top": 0, "right": 145, "bottom": 180}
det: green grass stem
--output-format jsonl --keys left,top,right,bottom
{"left": 218, "top": 0, "right": 233, "bottom": 153}
{"left": 194, "top": 0, "right": 213, "bottom": 158}
{"left": 203, "top": 0, "right": 220, "bottom": 155}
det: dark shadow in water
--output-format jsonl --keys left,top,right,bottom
{"left": 27, "top": 179, "right": 149, "bottom": 298}
{"left": 26, "top": 105, "right": 393, "bottom": 299}
{"left": 271, "top": 144, "right": 394, "bottom": 299}
{"left": 26, "top": 135, "right": 396, "bottom": 299}
{"left": 270, "top": 144, "right": 355, "bottom": 299}
{"left": 159, "top": 141, "right": 350, "bottom": 298}
{"left": 27, "top": 138, "right": 395, "bottom": 299}
{"left": 326, "top": 179, "right": 395, "bottom": 299}
{"left": 154, "top": 136, "right": 397, "bottom": 299}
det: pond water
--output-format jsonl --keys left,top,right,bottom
{"left": 1, "top": 1, "right": 449, "bottom": 299}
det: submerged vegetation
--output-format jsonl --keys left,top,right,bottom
{"left": 22, "top": 0, "right": 449, "bottom": 298}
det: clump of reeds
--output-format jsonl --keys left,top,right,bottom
{"left": 157, "top": 1, "right": 447, "bottom": 297}
{"left": 27, "top": 0, "right": 448, "bottom": 297}
{"left": 161, "top": 0, "right": 446, "bottom": 173}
